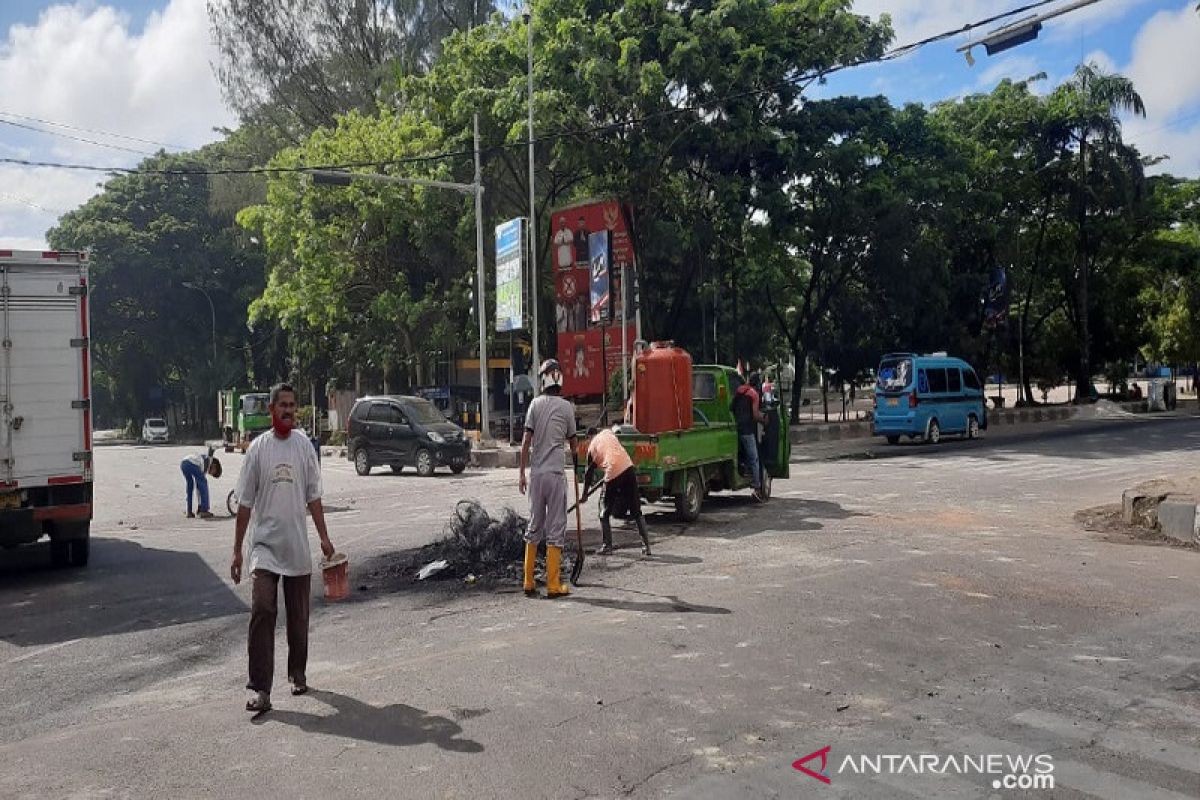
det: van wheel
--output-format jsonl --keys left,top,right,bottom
{"left": 967, "top": 415, "right": 980, "bottom": 440}
{"left": 927, "top": 419, "right": 941, "bottom": 445}
{"left": 674, "top": 469, "right": 703, "bottom": 522}
{"left": 886, "top": 435, "right": 900, "bottom": 445}
{"left": 354, "top": 448, "right": 372, "bottom": 476}
{"left": 415, "top": 448, "right": 435, "bottom": 477}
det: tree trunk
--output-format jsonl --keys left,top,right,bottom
{"left": 1074, "top": 135, "right": 1091, "bottom": 402}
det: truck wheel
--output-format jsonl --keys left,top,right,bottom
{"left": 415, "top": 448, "right": 435, "bottom": 477}
{"left": 674, "top": 469, "right": 703, "bottom": 523}
{"left": 68, "top": 535, "right": 89, "bottom": 567}
{"left": 354, "top": 448, "right": 372, "bottom": 476}
{"left": 50, "top": 538, "right": 70, "bottom": 568}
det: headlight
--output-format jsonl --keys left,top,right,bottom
{"left": 427, "top": 431, "right": 445, "bottom": 444}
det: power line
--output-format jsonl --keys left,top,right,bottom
{"left": 0, "top": 0, "right": 1091, "bottom": 179}
{"left": 0, "top": 118, "right": 159, "bottom": 156}
{"left": 0, "top": 109, "right": 188, "bottom": 150}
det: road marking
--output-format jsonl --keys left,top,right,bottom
{"left": 1012, "top": 709, "right": 1200, "bottom": 775}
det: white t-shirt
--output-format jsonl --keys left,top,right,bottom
{"left": 236, "top": 431, "right": 322, "bottom": 576}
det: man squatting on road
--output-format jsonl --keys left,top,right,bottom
{"left": 231, "top": 383, "right": 336, "bottom": 713}
{"left": 584, "top": 426, "right": 651, "bottom": 556}
{"left": 519, "top": 358, "right": 578, "bottom": 599}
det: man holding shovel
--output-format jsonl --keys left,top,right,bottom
{"left": 231, "top": 383, "right": 336, "bottom": 713}
{"left": 582, "top": 426, "right": 651, "bottom": 556}
{"left": 519, "top": 359, "right": 577, "bottom": 598}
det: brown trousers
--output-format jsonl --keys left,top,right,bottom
{"left": 247, "top": 569, "right": 311, "bottom": 695}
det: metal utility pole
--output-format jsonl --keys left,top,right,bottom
{"left": 523, "top": 5, "right": 539, "bottom": 386}
{"left": 182, "top": 281, "right": 217, "bottom": 364}
{"left": 473, "top": 114, "right": 491, "bottom": 440}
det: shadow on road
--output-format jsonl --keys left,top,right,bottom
{"left": 567, "top": 589, "right": 731, "bottom": 615}
{"left": 651, "top": 496, "right": 866, "bottom": 539}
{"left": 253, "top": 689, "right": 485, "bottom": 752}
{"left": 0, "top": 537, "right": 246, "bottom": 647}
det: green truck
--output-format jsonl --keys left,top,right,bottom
{"left": 575, "top": 365, "right": 790, "bottom": 522}
{"left": 218, "top": 389, "right": 272, "bottom": 452}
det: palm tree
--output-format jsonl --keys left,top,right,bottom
{"left": 1049, "top": 63, "right": 1146, "bottom": 400}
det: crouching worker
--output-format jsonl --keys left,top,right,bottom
{"left": 584, "top": 426, "right": 651, "bottom": 556}
{"left": 181, "top": 446, "right": 222, "bottom": 519}
{"left": 519, "top": 359, "right": 577, "bottom": 598}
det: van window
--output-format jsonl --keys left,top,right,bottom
{"left": 693, "top": 372, "right": 717, "bottom": 401}
{"left": 877, "top": 357, "right": 912, "bottom": 392}
{"left": 948, "top": 369, "right": 962, "bottom": 393}
{"left": 963, "top": 369, "right": 981, "bottom": 391}
{"left": 927, "top": 368, "right": 949, "bottom": 394}
{"left": 367, "top": 404, "right": 397, "bottom": 423}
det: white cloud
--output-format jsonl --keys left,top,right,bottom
{"left": 1081, "top": 48, "right": 1117, "bottom": 75}
{"left": 0, "top": 0, "right": 234, "bottom": 246}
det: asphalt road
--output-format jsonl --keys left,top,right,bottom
{"left": 2, "top": 416, "right": 1200, "bottom": 799}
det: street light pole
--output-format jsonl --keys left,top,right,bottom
{"left": 182, "top": 281, "right": 217, "bottom": 364}
{"left": 309, "top": 153, "right": 492, "bottom": 441}
{"left": 523, "top": 5, "right": 539, "bottom": 386}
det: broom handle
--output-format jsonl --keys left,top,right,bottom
{"left": 572, "top": 469, "right": 583, "bottom": 550}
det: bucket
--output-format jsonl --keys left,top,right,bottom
{"left": 320, "top": 552, "right": 349, "bottom": 601}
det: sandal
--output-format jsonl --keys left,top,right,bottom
{"left": 245, "top": 692, "right": 271, "bottom": 713}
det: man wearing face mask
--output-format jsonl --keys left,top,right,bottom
{"left": 231, "top": 383, "right": 336, "bottom": 713}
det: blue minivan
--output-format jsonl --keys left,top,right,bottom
{"left": 873, "top": 353, "right": 987, "bottom": 445}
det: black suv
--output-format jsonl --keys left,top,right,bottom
{"left": 346, "top": 396, "right": 471, "bottom": 476}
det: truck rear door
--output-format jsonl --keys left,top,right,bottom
{"left": 0, "top": 251, "right": 91, "bottom": 487}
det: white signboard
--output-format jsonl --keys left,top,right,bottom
{"left": 495, "top": 218, "right": 524, "bottom": 333}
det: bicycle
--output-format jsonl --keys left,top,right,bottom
{"left": 226, "top": 488, "right": 239, "bottom": 517}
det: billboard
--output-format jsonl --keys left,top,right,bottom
{"left": 495, "top": 218, "right": 524, "bottom": 333}
{"left": 556, "top": 325, "right": 637, "bottom": 397}
{"left": 588, "top": 230, "right": 611, "bottom": 323}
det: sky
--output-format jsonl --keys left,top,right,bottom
{"left": 1, "top": 0, "right": 1198, "bottom": 250}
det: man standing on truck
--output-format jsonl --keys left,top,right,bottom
{"left": 231, "top": 383, "right": 336, "bottom": 714}
{"left": 583, "top": 426, "right": 651, "bottom": 556}
{"left": 732, "top": 371, "right": 767, "bottom": 502}
{"left": 519, "top": 359, "right": 577, "bottom": 598}
{"left": 180, "top": 447, "right": 222, "bottom": 519}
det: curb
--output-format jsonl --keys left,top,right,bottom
{"left": 789, "top": 405, "right": 1075, "bottom": 445}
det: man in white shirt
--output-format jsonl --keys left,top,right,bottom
{"left": 231, "top": 383, "right": 335, "bottom": 713}
{"left": 553, "top": 216, "right": 573, "bottom": 270}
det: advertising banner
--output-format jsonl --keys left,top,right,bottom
{"left": 588, "top": 230, "right": 611, "bottom": 324}
{"left": 495, "top": 218, "right": 524, "bottom": 333}
{"left": 557, "top": 325, "right": 637, "bottom": 397}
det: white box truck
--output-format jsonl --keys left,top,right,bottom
{"left": 0, "top": 250, "right": 93, "bottom": 567}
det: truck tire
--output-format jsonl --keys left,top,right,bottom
{"left": 50, "top": 522, "right": 90, "bottom": 568}
{"left": 674, "top": 469, "right": 703, "bottom": 523}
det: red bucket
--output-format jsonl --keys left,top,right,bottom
{"left": 320, "top": 552, "right": 349, "bottom": 601}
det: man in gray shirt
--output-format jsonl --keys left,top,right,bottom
{"left": 519, "top": 359, "right": 577, "bottom": 598}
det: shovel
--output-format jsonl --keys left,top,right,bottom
{"left": 569, "top": 470, "right": 585, "bottom": 586}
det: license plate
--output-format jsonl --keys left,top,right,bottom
{"left": 0, "top": 492, "right": 20, "bottom": 510}
{"left": 887, "top": 398, "right": 899, "bottom": 406}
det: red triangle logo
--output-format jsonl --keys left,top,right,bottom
{"left": 793, "top": 745, "right": 832, "bottom": 784}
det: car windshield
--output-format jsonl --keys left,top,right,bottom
{"left": 876, "top": 358, "right": 913, "bottom": 392}
{"left": 405, "top": 399, "right": 447, "bottom": 425}
{"left": 242, "top": 394, "right": 270, "bottom": 415}
{"left": 146, "top": 419, "right": 166, "bottom": 427}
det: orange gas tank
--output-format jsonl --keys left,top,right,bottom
{"left": 633, "top": 342, "right": 693, "bottom": 434}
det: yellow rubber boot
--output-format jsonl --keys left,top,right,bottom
{"left": 523, "top": 542, "right": 538, "bottom": 597}
{"left": 546, "top": 545, "right": 570, "bottom": 598}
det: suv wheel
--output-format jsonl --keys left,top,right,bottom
{"left": 354, "top": 448, "right": 371, "bottom": 476}
{"left": 415, "top": 448, "right": 435, "bottom": 477}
